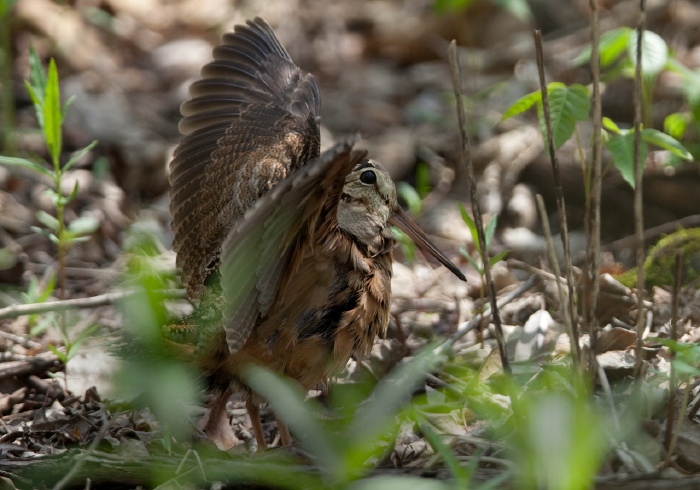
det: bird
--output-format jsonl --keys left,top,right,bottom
{"left": 168, "top": 17, "right": 466, "bottom": 450}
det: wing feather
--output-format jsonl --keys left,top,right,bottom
{"left": 220, "top": 140, "right": 368, "bottom": 355}
{"left": 169, "top": 18, "right": 321, "bottom": 299}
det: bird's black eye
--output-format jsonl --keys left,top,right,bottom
{"left": 360, "top": 170, "right": 376, "bottom": 185}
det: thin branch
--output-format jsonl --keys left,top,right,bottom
{"left": 633, "top": 0, "right": 647, "bottom": 378}
{"left": 588, "top": 0, "right": 604, "bottom": 386}
{"left": 0, "top": 289, "right": 187, "bottom": 320}
{"left": 447, "top": 40, "right": 510, "bottom": 374}
{"left": 533, "top": 31, "right": 580, "bottom": 367}
{"left": 536, "top": 194, "right": 576, "bottom": 355}
{"left": 442, "top": 274, "right": 540, "bottom": 351}
{"left": 664, "top": 250, "right": 684, "bottom": 454}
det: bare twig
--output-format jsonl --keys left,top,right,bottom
{"left": 633, "top": 0, "right": 647, "bottom": 378}
{"left": 535, "top": 194, "right": 576, "bottom": 350}
{"left": 0, "top": 289, "right": 187, "bottom": 320}
{"left": 533, "top": 30, "right": 580, "bottom": 367}
{"left": 664, "top": 250, "right": 684, "bottom": 454}
{"left": 442, "top": 274, "right": 539, "bottom": 351}
{"left": 0, "top": 351, "right": 62, "bottom": 380}
{"left": 448, "top": 41, "right": 510, "bottom": 374}
{"left": 587, "top": 0, "right": 604, "bottom": 385}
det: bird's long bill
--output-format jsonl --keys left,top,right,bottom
{"left": 389, "top": 207, "right": 466, "bottom": 281}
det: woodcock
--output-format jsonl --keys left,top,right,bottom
{"left": 169, "top": 17, "right": 466, "bottom": 450}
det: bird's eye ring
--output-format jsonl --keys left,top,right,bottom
{"left": 360, "top": 170, "right": 377, "bottom": 185}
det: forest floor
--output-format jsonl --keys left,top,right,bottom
{"left": 1, "top": 0, "right": 700, "bottom": 488}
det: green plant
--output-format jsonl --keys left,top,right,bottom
{"left": 458, "top": 204, "right": 507, "bottom": 277}
{"left": 113, "top": 231, "right": 200, "bottom": 450}
{"left": 432, "top": 0, "right": 532, "bottom": 22}
{"left": 0, "top": 0, "right": 17, "bottom": 154}
{"left": 393, "top": 163, "right": 433, "bottom": 264}
{"left": 0, "top": 49, "right": 98, "bottom": 381}
{"left": 0, "top": 48, "right": 98, "bottom": 297}
{"left": 574, "top": 27, "right": 668, "bottom": 129}
{"left": 502, "top": 80, "right": 691, "bottom": 198}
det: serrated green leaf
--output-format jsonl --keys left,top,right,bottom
{"left": 0, "top": 155, "right": 54, "bottom": 178}
{"left": 663, "top": 113, "right": 688, "bottom": 141}
{"left": 606, "top": 132, "right": 648, "bottom": 189}
{"left": 502, "top": 90, "right": 541, "bottom": 120}
{"left": 35, "top": 210, "right": 59, "bottom": 231}
{"left": 540, "top": 85, "right": 591, "bottom": 149}
{"left": 641, "top": 128, "right": 693, "bottom": 160}
{"left": 627, "top": 29, "right": 668, "bottom": 77}
{"left": 44, "top": 59, "right": 62, "bottom": 166}
{"left": 574, "top": 27, "right": 631, "bottom": 67}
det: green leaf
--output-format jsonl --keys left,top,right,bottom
{"left": 63, "top": 141, "right": 98, "bottom": 173}
{"left": 641, "top": 128, "right": 693, "bottom": 160}
{"left": 46, "top": 344, "right": 67, "bottom": 364}
{"left": 627, "top": 29, "right": 668, "bottom": 77}
{"left": 0, "top": 0, "right": 18, "bottom": 17}
{"left": 345, "top": 343, "right": 446, "bottom": 470}
{"left": 484, "top": 215, "right": 498, "bottom": 249}
{"left": 243, "top": 366, "right": 343, "bottom": 479}
{"left": 490, "top": 0, "right": 532, "bottom": 22}
{"left": 574, "top": 27, "right": 631, "bottom": 67}
{"left": 606, "top": 132, "right": 648, "bottom": 189}
{"left": 418, "top": 420, "right": 469, "bottom": 486}
{"left": 61, "top": 95, "right": 76, "bottom": 122}
{"left": 432, "top": 0, "right": 473, "bottom": 14}
{"left": 396, "top": 182, "right": 422, "bottom": 217}
{"left": 459, "top": 247, "right": 483, "bottom": 275}
{"left": 65, "top": 324, "right": 99, "bottom": 362}
{"left": 540, "top": 84, "right": 590, "bottom": 149}
{"left": 489, "top": 250, "right": 509, "bottom": 267}
{"left": 415, "top": 162, "right": 432, "bottom": 199}
{"left": 0, "top": 155, "right": 54, "bottom": 179}
{"left": 664, "top": 113, "right": 688, "bottom": 141}
{"left": 35, "top": 210, "right": 59, "bottom": 231}
{"left": 27, "top": 47, "right": 46, "bottom": 107}
{"left": 458, "top": 203, "right": 479, "bottom": 253}
{"left": 68, "top": 215, "right": 100, "bottom": 236}
{"left": 502, "top": 90, "right": 541, "bottom": 120}
{"left": 602, "top": 117, "right": 623, "bottom": 134}
{"left": 43, "top": 59, "right": 62, "bottom": 166}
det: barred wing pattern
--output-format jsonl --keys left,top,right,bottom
{"left": 220, "top": 140, "right": 367, "bottom": 355}
{"left": 169, "top": 18, "right": 321, "bottom": 299}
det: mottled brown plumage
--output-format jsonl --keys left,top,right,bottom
{"left": 169, "top": 18, "right": 465, "bottom": 450}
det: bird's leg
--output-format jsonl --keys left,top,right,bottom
{"left": 200, "top": 387, "right": 240, "bottom": 450}
{"left": 246, "top": 399, "right": 267, "bottom": 450}
{"left": 276, "top": 416, "right": 292, "bottom": 446}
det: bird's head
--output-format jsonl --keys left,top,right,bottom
{"left": 337, "top": 159, "right": 466, "bottom": 281}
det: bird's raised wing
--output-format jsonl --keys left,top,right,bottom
{"left": 219, "top": 139, "right": 368, "bottom": 355}
{"left": 169, "top": 18, "right": 321, "bottom": 299}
